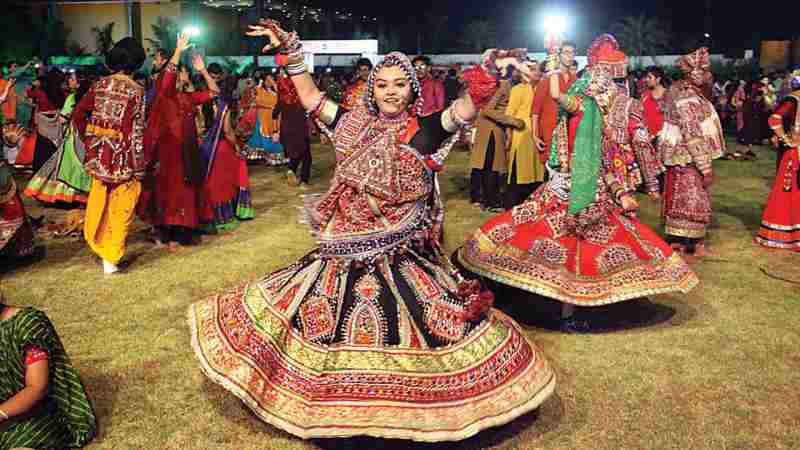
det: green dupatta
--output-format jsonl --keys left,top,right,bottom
{"left": 547, "top": 72, "right": 604, "bottom": 214}
{"left": 0, "top": 307, "right": 96, "bottom": 449}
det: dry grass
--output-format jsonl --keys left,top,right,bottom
{"left": 4, "top": 138, "right": 800, "bottom": 450}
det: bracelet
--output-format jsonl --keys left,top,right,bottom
{"left": 0, "top": 408, "right": 8, "bottom": 420}
{"left": 286, "top": 60, "right": 307, "bottom": 76}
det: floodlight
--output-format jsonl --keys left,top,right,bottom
{"left": 183, "top": 26, "right": 201, "bottom": 38}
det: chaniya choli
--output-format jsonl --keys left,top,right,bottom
{"left": 199, "top": 95, "right": 255, "bottom": 232}
{"left": 0, "top": 153, "right": 34, "bottom": 259}
{"left": 756, "top": 89, "right": 800, "bottom": 251}
{"left": 658, "top": 48, "right": 725, "bottom": 243}
{"left": 189, "top": 52, "right": 555, "bottom": 441}
{"left": 457, "top": 35, "right": 698, "bottom": 306}
{"left": 24, "top": 91, "right": 92, "bottom": 204}
{"left": 242, "top": 85, "right": 287, "bottom": 165}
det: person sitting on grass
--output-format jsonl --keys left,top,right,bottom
{"left": 0, "top": 296, "right": 96, "bottom": 450}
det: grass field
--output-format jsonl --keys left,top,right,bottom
{"left": 4, "top": 138, "right": 800, "bottom": 450}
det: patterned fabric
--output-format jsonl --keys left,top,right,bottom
{"left": 756, "top": 100, "right": 800, "bottom": 251}
{"left": 189, "top": 86, "right": 554, "bottom": 441}
{"left": 548, "top": 70, "right": 606, "bottom": 214}
{"left": 23, "top": 345, "right": 48, "bottom": 365}
{"left": 458, "top": 181, "right": 698, "bottom": 305}
{"left": 0, "top": 179, "right": 34, "bottom": 259}
{"left": 189, "top": 274, "right": 554, "bottom": 441}
{"left": 342, "top": 79, "right": 368, "bottom": 110}
{"left": 658, "top": 79, "right": 725, "bottom": 173}
{"left": 73, "top": 74, "right": 147, "bottom": 184}
{"left": 0, "top": 307, "right": 96, "bottom": 450}
{"left": 24, "top": 94, "right": 90, "bottom": 204}
{"left": 604, "top": 92, "right": 664, "bottom": 194}
{"left": 662, "top": 165, "right": 711, "bottom": 239}
{"left": 458, "top": 65, "right": 697, "bottom": 305}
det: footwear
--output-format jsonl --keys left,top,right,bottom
{"left": 286, "top": 170, "right": 299, "bottom": 187}
{"left": 103, "top": 259, "right": 120, "bottom": 274}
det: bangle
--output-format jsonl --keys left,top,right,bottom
{"left": 286, "top": 60, "right": 307, "bottom": 76}
{"left": 0, "top": 408, "right": 8, "bottom": 420}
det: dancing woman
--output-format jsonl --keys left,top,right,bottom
{"left": 188, "top": 20, "right": 555, "bottom": 442}
{"left": 457, "top": 35, "right": 697, "bottom": 326}
{"left": 755, "top": 69, "right": 800, "bottom": 251}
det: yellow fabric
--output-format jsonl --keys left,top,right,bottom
{"left": 255, "top": 87, "right": 279, "bottom": 136}
{"left": 506, "top": 83, "right": 545, "bottom": 184}
{"left": 84, "top": 178, "right": 141, "bottom": 264}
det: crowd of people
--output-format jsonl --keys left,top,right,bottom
{"left": 0, "top": 14, "right": 798, "bottom": 449}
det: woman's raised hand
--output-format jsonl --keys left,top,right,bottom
{"left": 246, "top": 20, "right": 284, "bottom": 54}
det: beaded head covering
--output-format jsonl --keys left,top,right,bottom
{"left": 364, "top": 52, "right": 424, "bottom": 116}
{"left": 587, "top": 34, "right": 627, "bottom": 79}
{"left": 677, "top": 47, "right": 711, "bottom": 74}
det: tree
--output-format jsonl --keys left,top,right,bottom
{"left": 611, "top": 15, "right": 672, "bottom": 59}
{"left": 146, "top": 17, "right": 179, "bottom": 54}
{"left": 460, "top": 21, "right": 497, "bottom": 53}
{"left": 91, "top": 22, "right": 115, "bottom": 57}
{"left": 0, "top": 5, "right": 39, "bottom": 62}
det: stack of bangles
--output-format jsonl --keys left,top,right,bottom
{"left": 275, "top": 53, "right": 306, "bottom": 76}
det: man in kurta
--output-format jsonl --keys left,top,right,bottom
{"left": 532, "top": 42, "right": 578, "bottom": 165}
{"left": 504, "top": 60, "right": 545, "bottom": 209}
{"left": 657, "top": 48, "right": 725, "bottom": 258}
{"left": 73, "top": 37, "right": 149, "bottom": 274}
{"left": 471, "top": 75, "right": 523, "bottom": 212}
{"left": 140, "top": 38, "right": 219, "bottom": 250}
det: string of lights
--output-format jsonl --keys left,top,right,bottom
{"left": 201, "top": 0, "right": 378, "bottom": 23}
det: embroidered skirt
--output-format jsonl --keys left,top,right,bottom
{"left": 662, "top": 165, "right": 712, "bottom": 239}
{"left": 24, "top": 127, "right": 89, "bottom": 204}
{"left": 756, "top": 148, "right": 800, "bottom": 251}
{"left": 0, "top": 187, "right": 34, "bottom": 258}
{"left": 457, "top": 182, "right": 698, "bottom": 306}
{"left": 188, "top": 246, "right": 555, "bottom": 442}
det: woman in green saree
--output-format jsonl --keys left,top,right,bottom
{"left": 0, "top": 299, "right": 96, "bottom": 450}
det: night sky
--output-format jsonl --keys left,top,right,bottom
{"left": 300, "top": 0, "right": 797, "bottom": 56}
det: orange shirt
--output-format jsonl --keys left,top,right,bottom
{"left": 531, "top": 73, "right": 576, "bottom": 148}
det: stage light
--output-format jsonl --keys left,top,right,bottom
{"left": 183, "top": 26, "right": 201, "bottom": 38}
{"left": 543, "top": 15, "right": 567, "bottom": 37}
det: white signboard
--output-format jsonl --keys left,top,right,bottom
{"left": 301, "top": 40, "right": 379, "bottom": 55}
